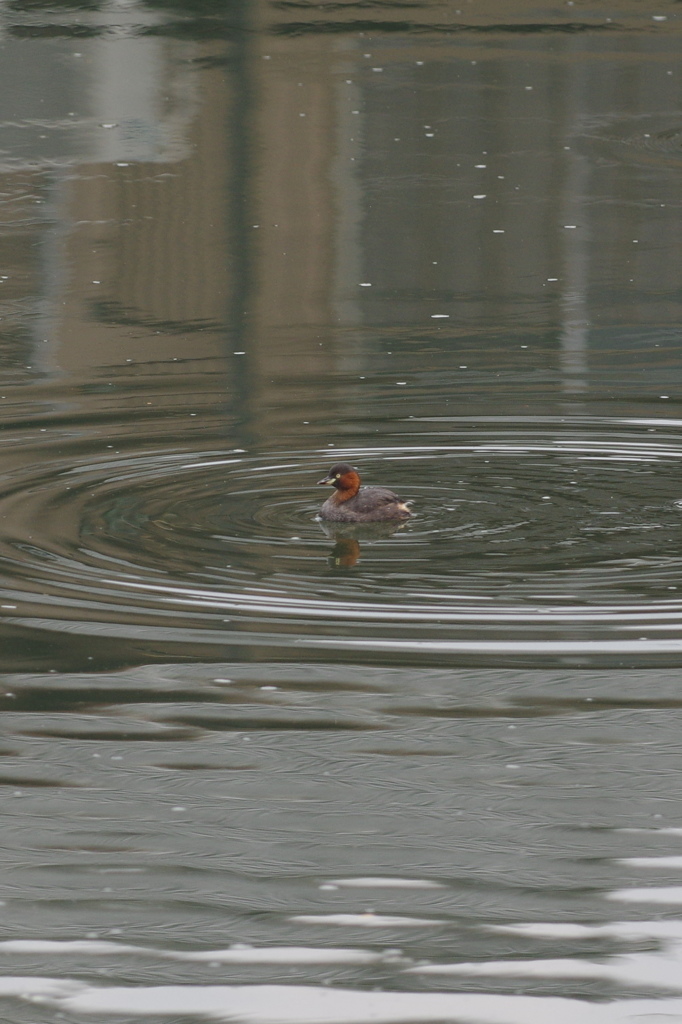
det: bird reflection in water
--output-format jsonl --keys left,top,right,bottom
{"left": 318, "top": 521, "right": 407, "bottom": 569}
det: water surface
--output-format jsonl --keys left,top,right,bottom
{"left": 0, "top": 1, "right": 682, "bottom": 1022}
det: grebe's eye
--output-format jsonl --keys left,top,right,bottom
{"left": 335, "top": 473, "right": 341, "bottom": 479}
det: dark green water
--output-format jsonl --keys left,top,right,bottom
{"left": 0, "top": 2, "right": 681, "bottom": 1021}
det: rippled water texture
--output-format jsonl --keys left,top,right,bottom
{"left": 6, "top": 416, "right": 682, "bottom": 665}
{"left": 1, "top": 2, "right": 682, "bottom": 1023}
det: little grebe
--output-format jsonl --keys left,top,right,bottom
{"left": 317, "top": 463, "right": 412, "bottom": 523}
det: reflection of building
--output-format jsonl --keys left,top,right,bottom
{"left": 0, "top": 2, "right": 681, "bottom": 425}
{"left": 59, "top": 40, "right": 231, "bottom": 372}
{"left": 0, "top": 7, "right": 195, "bottom": 169}
{"left": 0, "top": 3, "right": 216, "bottom": 374}
{"left": 253, "top": 5, "right": 682, "bottom": 415}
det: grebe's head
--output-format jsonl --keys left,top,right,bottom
{"left": 317, "top": 463, "right": 360, "bottom": 490}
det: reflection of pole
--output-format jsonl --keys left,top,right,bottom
{"left": 558, "top": 51, "right": 591, "bottom": 397}
{"left": 558, "top": 180, "right": 591, "bottom": 395}
{"left": 33, "top": 169, "right": 70, "bottom": 377}
{"left": 226, "top": 0, "right": 259, "bottom": 449}
{"left": 332, "top": 43, "right": 364, "bottom": 333}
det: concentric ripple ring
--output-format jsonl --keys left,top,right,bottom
{"left": 2, "top": 416, "right": 682, "bottom": 665}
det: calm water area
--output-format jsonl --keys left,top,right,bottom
{"left": 1, "top": 1, "right": 682, "bottom": 1021}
